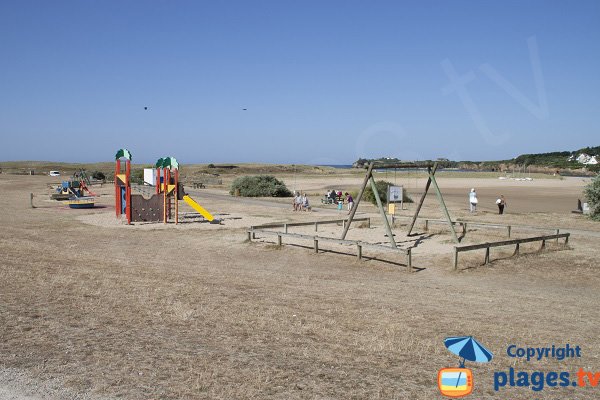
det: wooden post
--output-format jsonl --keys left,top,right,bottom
{"left": 484, "top": 246, "right": 490, "bottom": 264}
{"left": 507, "top": 225, "right": 512, "bottom": 238}
{"left": 407, "top": 163, "right": 438, "bottom": 235}
{"left": 29, "top": 193, "right": 34, "bottom": 208}
{"left": 357, "top": 244, "right": 362, "bottom": 260}
{"left": 540, "top": 239, "right": 546, "bottom": 251}
{"left": 453, "top": 248, "right": 458, "bottom": 270}
{"left": 463, "top": 223, "right": 467, "bottom": 235}
{"left": 555, "top": 229, "right": 560, "bottom": 244}
{"left": 425, "top": 219, "right": 429, "bottom": 232}
{"left": 342, "top": 163, "right": 374, "bottom": 239}
{"left": 513, "top": 243, "right": 520, "bottom": 256}
{"left": 565, "top": 234, "right": 569, "bottom": 245}
{"left": 247, "top": 231, "right": 252, "bottom": 241}
{"left": 175, "top": 191, "right": 179, "bottom": 225}
{"left": 428, "top": 166, "right": 459, "bottom": 244}
{"left": 284, "top": 223, "right": 288, "bottom": 233}
{"left": 369, "top": 176, "right": 397, "bottom": 248}
{"left": 315, "top": 222, "right": 318, "bottom": 232}
{"left": 406, "top": 248, "right": 412, "bottom": 272}
{"left": 277, "top": 234, "right": 282, "bottom": 246}
{"left": 314, "top": 238, "right": 319, "bottom": 253}
{"left": 367, "top": 217, "right": 371, "bottom": 228}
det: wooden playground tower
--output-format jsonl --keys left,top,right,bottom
{"left": 154, "top": 156, "right": 181, "bottom": 224}
{"left": 114, "top": 149, "right": 181, "bottom": 224}
{"left": 342, "top": 161, "right": 460, "bottom": 246}
{"left": 115, "top": 148, "right": 216, "bottom": 224}
{"left": 115, "top": 148, "right": 132, "bottom": 224}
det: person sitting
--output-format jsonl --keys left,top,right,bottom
{"left": 293, "top": 192, "right": 302, "bottom": 211}
{"left": 328, "top": 189, "right": 337, "bottom": 204}
{"left": 302, "top": 193, "right": 311, "bottom": 211}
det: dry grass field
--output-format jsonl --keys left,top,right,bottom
{"left": 1, "top": 170, "right": 599, "bottom": 399}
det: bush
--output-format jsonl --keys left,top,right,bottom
{"left": 361, "top": 180, "right": 413, "bottom": 205}
{"left": 230, "top": 175, "right": 292, "bottom": 197}
{"left": 91, "top": 171, "right": 106, "bottom": 181}
{"left": 584, "top": 174, "right": 600, "bottom": 220}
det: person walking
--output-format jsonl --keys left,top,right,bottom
{"left": 496, "top": 195, "right": 506, "bottom": 214}
{"left": 469, "top": 188, "right": 478, "bottom": 213}
{"left": 345, "top": 192, "right": 354, "bottom": 213}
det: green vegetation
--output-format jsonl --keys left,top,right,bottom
{"left": 353, "top": 145, "right": 600, "bottom": 173}
{"left": 91, "top": 171, "right": 106, "bottom": 181}
{"left": 584, "top": 174, "right": 600, "bottom": 221}
{"left": 230, "top": 175, "right": 292, "bottom": 197}
{"left": 361, "top": 180, "right": 413, "bottom": 205}
{"left": 130, "top": 169, "right": 145, "bottom": 184}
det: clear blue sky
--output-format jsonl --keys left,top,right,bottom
{"left": 1, "top": 0, "right": 598, "bottom": 164}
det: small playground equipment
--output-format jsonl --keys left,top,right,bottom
{"left": 50, "top": 169, "right": 97, "bottom": 208}
{"left": 114, "top": 148, "right": 219, "bottom": 224}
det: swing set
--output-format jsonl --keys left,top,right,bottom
{"left": 341, "top": 161, "right": 460, "bottom": 247}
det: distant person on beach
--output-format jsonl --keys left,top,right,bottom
{"left": 496, "top": 195, "right": 506, "bottom": 214}
{"left": 469, "top": 188, "right": 478, "bottom": 213}
{"left": 345, "top": 192, "right": 354, "bottom": 213}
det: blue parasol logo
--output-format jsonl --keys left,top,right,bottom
{"left": 444, "top": 336, "right": 494, "bottom": 367}
{"left": 438, "top": 336, "right": 493, "bottom": 398}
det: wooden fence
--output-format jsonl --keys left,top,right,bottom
{"left": 248, "top": 221, "right": 413, "bottom": 272}
{"left": 453, "top": 232, "right": 570, "bottom": 269}
{"left": 422, "top": 218, "right": 561, "bottom": 239}
{"left": 251, "top": 217, "right": 371, "bottom": 233}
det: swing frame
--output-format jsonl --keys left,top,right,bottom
{"left": 341, "top": 161, "right": 459, "bottom": 247}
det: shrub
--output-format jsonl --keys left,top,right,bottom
{"left": 230, "top": 175, "right": 292, "bottom": 197}
{"left": 207, "top": 163, "right": 215, "bottom": 168}
{"left": 584, "top": 174, "right": 600, "bottom": 220}
{"left": 361, "top": 180, "right": 413, "bottom": 205}
{"left": 91, "top": 171, "right": 106, "bottom": 181}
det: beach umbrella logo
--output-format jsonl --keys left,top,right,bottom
{"left": 438, "top": 336, "right": 493, "bottom": 398}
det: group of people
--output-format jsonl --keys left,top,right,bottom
{"left": 469, "top": 188, "right": 507, "bottom": 214}
{"left": 292, "top": 192, "right": 311, "bottom": 211}
{"left": 325, "top": 190, "right": 354, "bottom": 212}
{"left": 324, "top": 189, "right": 343, "bottom": 204}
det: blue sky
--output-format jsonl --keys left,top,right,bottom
{"left": 1, "top": 0, "right": 598, "bottom": 164}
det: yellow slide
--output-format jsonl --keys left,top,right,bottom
{"left": 182, "top": 195, "right": 215, "bottom": 222}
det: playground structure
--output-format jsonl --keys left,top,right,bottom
{"left": 50, "top": 169, "right": 98, "bottom": 201}
{"left": 114, "top": 148, "right": 218, "bottom": 224}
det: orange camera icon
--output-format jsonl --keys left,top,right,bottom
{"left": 438, "top": 367, "right": 473, "bottom": 398}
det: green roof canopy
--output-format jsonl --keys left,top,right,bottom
{"left": 161, "top": 157, "right": 179, "bottom": 170}
{"left": 115, "top": 148, "right": 132, "bottom": 161}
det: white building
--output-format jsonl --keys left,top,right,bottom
{"left": 576, "top": 153, "right": 591, "bottom": 163}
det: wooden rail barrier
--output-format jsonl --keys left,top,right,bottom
{"left": 251, "top": 217, "right": 370, "bottom": 234}
{"left": 453, "top": 233, "right": 570, "bottom": 270}
{"left": 422, "top": 218, "right": 560, "bottom": 239}
{"left": 247, "top": 228, "right": 412, "bottom": 272}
